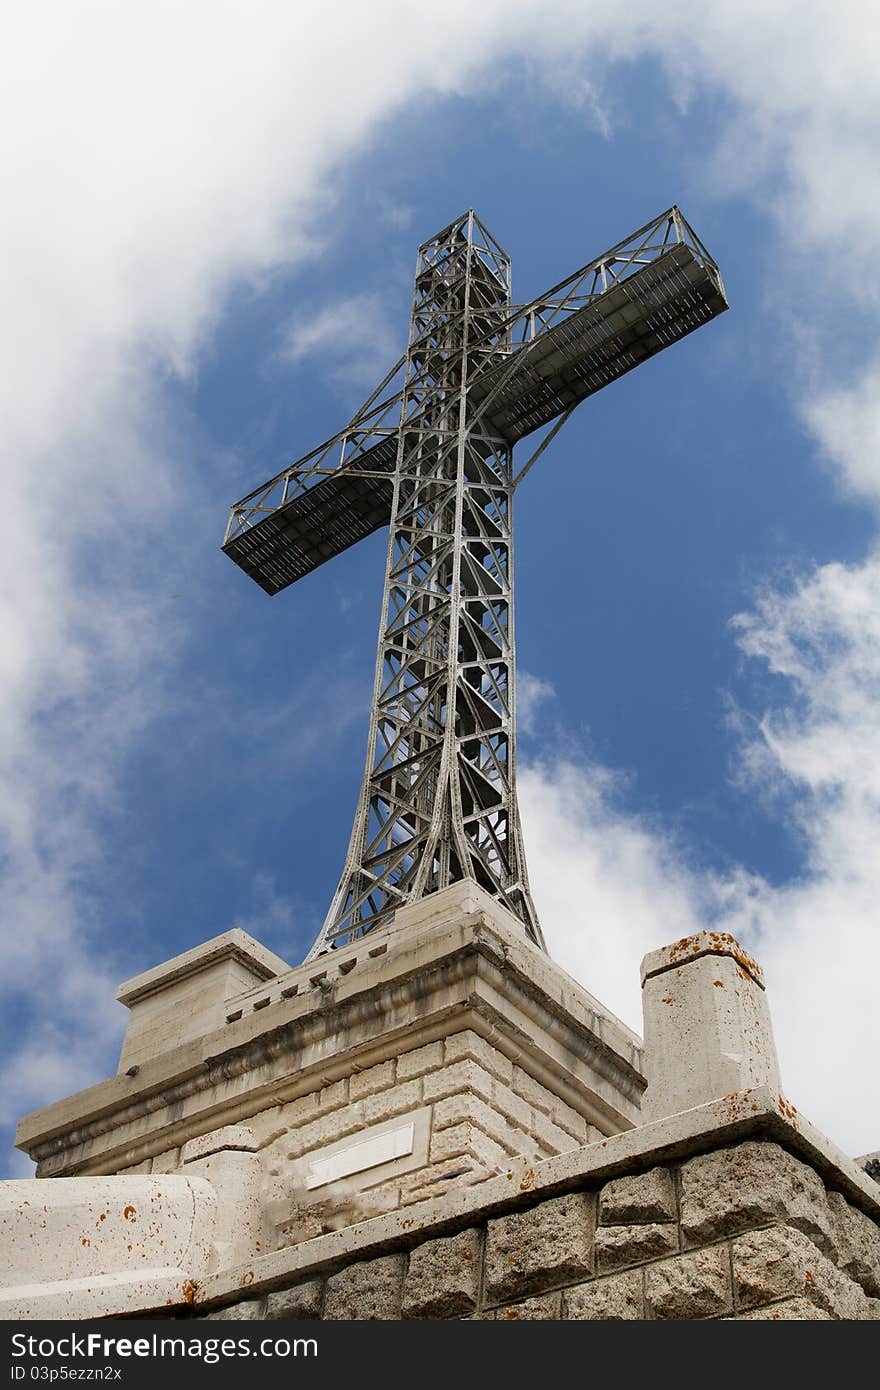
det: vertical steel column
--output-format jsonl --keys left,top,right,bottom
{"left": 308, "top": 213, "right": 544, "bottom": 956}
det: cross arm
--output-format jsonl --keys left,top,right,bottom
{"left": 465, "top": 206, "right": 727, "bottom": 443}
{"left": 223, "top": 206, "right": 727, "bottom": 597}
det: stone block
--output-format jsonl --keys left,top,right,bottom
{"left": 402, "top": 1228, "right": 481, "bottom": 1318}
{"left": 496, "top": 1292, "right": 561, "bottom": 1319}
{"left": 279, "top": 1092, "right": 320, "bottom": 1129}
{"left": 285, "top": 1103, "right": 366, "bottom": 1159}
{"left": 184, "top": 1147, "right": 274, "bottom": 1265}
{"left": 427, "top": 1123, "right": 475, "bottom": 1165}
{"left": 432, "top": 1093, "right": 531, "bottom": 1157}
{"left": 595, "top": 1223, "right": 678, "bottom": 1272}
{"left": 397, "top": 1042, "right": 444, "bottom": 1080}
{"left": 599, "top": 1165, "right": 676, "bottom": 1225}
{"left": 564, "top": 1271, "right": 643, "bottom": 1320}
{"left": 431, "top": 1088, "right": 501, "bottom": 1133}
{"left": 733, "top": 1226, "right": 868, "bottom": 1319}
{"left": 734, "top": 1298, "right": 832, "bottom": 1320}
{"left": 491, "top": 1084, "right": 533, "bottom": 1133}
{"left": 363, "top": 1079, "right": 423, "bottom": 1126}
{"left": 350, "top": 1060, "right": 396, "bottom": 1100}
{"left": 181, "top": 1125, "right": 259, "bottom": 1163}
{"left": 150, "top": 1148, "right": 180, "bottom": 1173}
{"left": 512, "top": 1066, "right": 555, "bottom": 1117}
{"left": 323, "top": 1254, "right": 405, "bottom": 1320}
{"left": 397, "top": 1157, "right": 480, "bottom": 1202}
{"left": 527, "top": 1108, "right": 579, "bottom": 1157}
{"left": 646, "top": 1247, "right": 731, "bottom": 1319}
{"left": 429, "top": 1121, "right": 510, "bottom": 1172}
{"left": 550, "top": 1105, "right": 590, "bottom": 1145}
{"left": 2, "top": 1174, "right": 216, "bottom": 1302}
{"left": 359, "top": 1181, "right": 402, "bottom": 1216}
{"left": 485, "top": 1192, "right": 594, "bottom": 1302}
{"left": 318, "top": 1078, "right": 349, "bottom": 1111}
{"left": 204, "top": 1298, "right": 266, "bottom": 1319}
{"left": 679, "top": 1141, "right": 835, "bottom": 1255}
{"left": 827, "top": 1191, "right": 880, "bottom": 1296}
{"left": 265, "top": 1281, "right": 323, "bottom": 1319}
{"left": 444, "top": 1030, "right": 514, "bottom": 1086}
{"left": 117, "top": 930, "right": 290, "bottom": 1071}
{"left": 423, "top": 1060, "right": 496, "bottom": 1106}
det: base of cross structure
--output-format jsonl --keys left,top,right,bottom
{"left": 9, "top": 881, "right": 879, "bottom": 1320}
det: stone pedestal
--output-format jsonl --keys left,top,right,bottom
{"left": 10, "top": 890, "right": 879, "bottom": 1321}
{"left": 16, "top": 882, "right": 645, "bottom": 1243}
{"left": 0, "top": 1174, "right": 216, "bottom": 1320}
{"left": 639, "top": 930, "right": 782, "bottom": 1123}
{"left": 117, "top": 929, "right": 292, "bottom": 1073}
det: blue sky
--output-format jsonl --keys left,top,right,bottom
{"left": 3, "top": 2, "right": 879, "bottom": 1175}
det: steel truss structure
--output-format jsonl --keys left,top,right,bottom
{"left": 224, "top": 207, "right": 727, "bottom": 957}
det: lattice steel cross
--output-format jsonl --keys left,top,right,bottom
{"left": 223, "top": 207, "right": 727, "bottom": 958}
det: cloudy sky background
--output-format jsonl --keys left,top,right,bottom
{"left": 3, "top": 0, "right": 879, "bottom": 1175}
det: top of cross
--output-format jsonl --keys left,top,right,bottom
{"left": 223, "top": 206, "right": 726, "bottom": 597}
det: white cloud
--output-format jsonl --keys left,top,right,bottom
{"left": 522, "top": 757, "right": 709, "bottom": 1030}
{"left": 731, "top": 557, "right": 880, "bottom": 814}
{"left": 379, "top": 202, "right": 415, "bottom": 231}
{"left": 516, "top": 670, "right": 556, "bottom": 736}
{"left": 529, "top": 551, "right": 880, "bottom": 1156}
{"left": 726, "top": 557, "right": 880, "bottom": 1158}
{"left": 232, "top": 874, "right": 300, "bottom": 964}
{"left": 4, "top": 0, "right": 880, "bottom": 1169}
{"left": 805, "top": 361, "right": 880, "bottom": 506}
{"left": 280, "top": 291, "right": 399, "bottom": 388}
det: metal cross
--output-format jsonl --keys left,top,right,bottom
{"left": 223, "top": 207, "right": 727, "bottom": 958}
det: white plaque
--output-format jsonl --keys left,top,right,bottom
{"left": 304, "top": 1121, "right": 416, "bottom": 1190}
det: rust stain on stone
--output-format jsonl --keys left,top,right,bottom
{"left": 665, "top": 936, "right": 695, "bottom": 963}
{"left": 182, "top": 1279, "right": 198, "bottom": 1304}
{"left": 719, "top": 1088, "right": 760, "bottom": 1122}
{"left": 776, "top": 1094, "right": 799, "bottom": 1129}
{"left": 123, "top": 1205, "right": 137, "bottom": 1221}
{"left": 663, "top": 931, "right": 763, "bottom": 985}
{"left": 519, "top": 1168, "right": 535, "bottom": 1192}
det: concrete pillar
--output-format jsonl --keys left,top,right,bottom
{"left": 639, "top": 930, "right": 782, "bottom": 1123}
{"left": 181, "top": 1125, "right": 276, "bottom": 1266}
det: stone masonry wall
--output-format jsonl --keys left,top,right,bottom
{"left": 268, "top": 1030, "right": 598, "bottom": 1212}
{"left": 194, "top": 1140, "right": 880, "bottom": 1321}
{"left": 119, "top": 1030, "right": 601, "bottom": 1234}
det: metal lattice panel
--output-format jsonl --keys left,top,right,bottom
{"left": 224, "top": 451, "right": 395, "bottom": 594}
{"left": 472, "top": 244, "right": 726, "bottom": 442}
{"left": 222, "top": 206, "right": 727, "bottom": 955}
